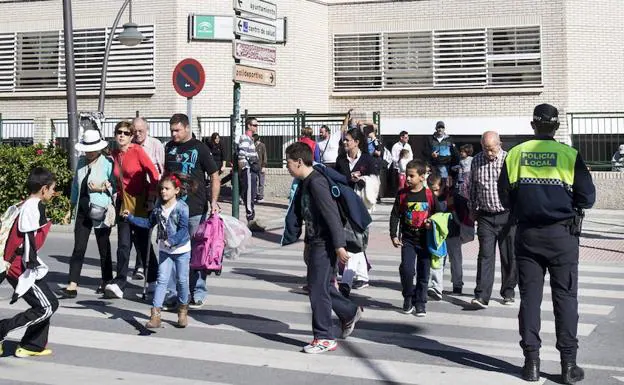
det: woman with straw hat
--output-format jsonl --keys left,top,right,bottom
{"left": 59, "top": 129, "right": 116, "bottom": 298}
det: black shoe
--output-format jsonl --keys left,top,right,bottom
{"left": 452, "top": 287, "right": 462, "bottom": 295}
{"left": 471, "top": 297, "right": 489, "bottom": 309}
{"left": 427, "top": 288, "right": 442, "bottom": 301}
{"left": 352, "top": 280, "right": 369, "bottom": 290}
{"left": 561, "top": 362, "right": 585, "bottom": 384}
{"left": 414, "top": 306, "right": 426, "bottom": 317}
{"left": 339, "top": 283, "right": 351, "bottom": 298}
{"left": 522, "top": 358, "right": 540, "bottom": 381}
{"left": 57, "top": 288, "right": 77, "bottom": 299}
{"left": 502, "top": 297, "right": 515, "bottom": 305}
{"left": 402, "top": 298, "right": 415, "bottom": 314}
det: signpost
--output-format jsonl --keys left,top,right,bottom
{"left": 188, "top": 15, "right": 287, "bottom": 43}
{"left": 172, "top": 58, "right": 205, "bottom": 132}
{"left": 230, "top": 0, "right": 277, "bottom": 219}
{"left": 233, "top": 40, "right": 276, "bottom": 65}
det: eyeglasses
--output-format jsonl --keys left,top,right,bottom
{"left": 116, "top": 130, "right": 132, "bottom": 136}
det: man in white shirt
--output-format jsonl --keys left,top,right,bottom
{"left": 133, "top": 117, "right": 165, "bottom": 175}
{"left": 391, "top": 130, "right": 413, "bottom": 168}
{"left": 316, "top": 124, "right": 342, "bottom": 167}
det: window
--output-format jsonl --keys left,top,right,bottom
{"left": 0, "top": 25, "right": 155, "bottom": 92}
{"left": 333, "top": 25, "right": 541, "bottom": 92}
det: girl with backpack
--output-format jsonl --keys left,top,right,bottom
{"left": 122, "top": 173, "right": 193, "bottom": 329}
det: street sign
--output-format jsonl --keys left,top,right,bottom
{"left": 233, "top": 0, "right": 277, "bottom": 21}
{"left": 172, "top": 58, "right": 205, "bottom": 98}
{"left": 234, "top": 17, "right": 276, "bottom": 43}
{"left": 233, "top": 64, "right": 276, "bottom": 86}
{"left": 232, "top": 40, "right": 276, "bottom": 65}
{"left": 189, "top": 15, "right": 287, "bottom": 43}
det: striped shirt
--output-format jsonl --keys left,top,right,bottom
{"left": 237, "top": 131, "right": 258, "bottom": 169}
{"left": 469, "top": 150, "right": 507, "bottom": 213}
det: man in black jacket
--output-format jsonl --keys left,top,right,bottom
{"left": 424, "top": 121, "right": 459, "bottom": 185}
{"left": 285, "top": 142, "right": 362, "bottom": 354}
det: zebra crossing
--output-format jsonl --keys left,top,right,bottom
{"left": 0, "top": 241, "right": 623, "bottom": 385}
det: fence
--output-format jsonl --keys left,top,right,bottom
{"left": 568, "top": 112, "right": 624, "bottom": 171}
{"left": 0, "top": 113, "right": 34, "bottom": 146}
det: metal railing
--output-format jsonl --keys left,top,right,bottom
{"left": 569, "top": 112, "right": 624, "bottom": 171}
{"left": 0, "top": 114, "right": 35, "bottom": 146}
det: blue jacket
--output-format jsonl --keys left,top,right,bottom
{"left": 127, "top": 200, "right": 190, "bottom": 248}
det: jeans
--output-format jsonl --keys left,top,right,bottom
{"left": 166, "top": 214, "right": 207, "bottom": 303}
{"left": 152, "top": 251, "right": 190, "bottom": 308}
{"left": 68, "top": 211, "right": 113, "bottom": 284}
{"left": 428, "top": 254, "right": 446, "bottom": 293}
{"left": 446, "top": 235, "right": 464, "bottom": 289}
{"left": 114, "top": 219, "right": 147, "bottom": 290}
{"left": 257, "top": 171, "right": 265, "bottom": 200}
{"left": 399, "top": 237, "right": 431, "bottom": 306}
{"left": 131, "top": 224, "right": 158, "bottom": 283}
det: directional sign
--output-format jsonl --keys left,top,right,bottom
{"left": 235, "top": 17, "right": 276, "bottom": 43}
{"left": 234, "top": 64, "right": 276, "bottom": 86}
{"left": 233, "top": 40, "right": 276, "bottom": 65}
{"left": 233, "top": 0, "right": 277, "bottom": 21}
{"left": 172, "top": 58, "right": 205, "bottom": 98}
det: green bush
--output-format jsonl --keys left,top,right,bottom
{"left": 0, "top": 144, "right": 73, "bottom": 224}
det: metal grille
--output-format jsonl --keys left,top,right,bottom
{"left": 569, "top": 113, "right": 624, "bottom": 171}
{"left": 333, "top": 25, "right": 542, "bottom": 92}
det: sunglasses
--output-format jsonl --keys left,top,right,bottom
{"left": 250, "top": 123, "right": 259, "bottom": 127}
{"left": 116, "top": 130, "right": 132, "bottom": 136}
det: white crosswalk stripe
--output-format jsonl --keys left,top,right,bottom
{"left": 0, "top": 243, "right": 622, "bottom": 385}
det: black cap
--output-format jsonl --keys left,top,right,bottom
{"left": 533, "top": 104, "right": 559, "bottom": 123}
{"left": 435, "top": 121, "right": 445, "bottom": 129}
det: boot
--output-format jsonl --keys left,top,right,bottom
{"left": 522, "top": 358, "right": 540, "bottom": 381}
{"left": 561, "top": 362, "right": 585, "bottom": 384}
{"left": 145, "top": 307, "right": 161, "bottom": 329}
{"left": 177, "top": 304, "right": 188, "bottom": 328}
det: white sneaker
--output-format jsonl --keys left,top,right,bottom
{"left": 302, "top": 339, "right": 337, "bottom": 354}
{"left": 104, "top": 283, "right": 123, "bottom": 299}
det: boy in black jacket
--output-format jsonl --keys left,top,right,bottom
{"left": 285, "top": 142, "right": 362, "bottom": 354}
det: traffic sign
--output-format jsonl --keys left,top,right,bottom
{"left": 234, "top": 64, "right": 276, "bottom": 86}
{"left": 172, "top": 58, "right": 205, "bottom": 98}
{"left": 233, "top": 0, "right": 277, "bottom": 21}
{"left": 234, "top": 17, "right": 276, "bottom": 43}
{"left": 233, "top": 40, "right": 276, "bottom": 65}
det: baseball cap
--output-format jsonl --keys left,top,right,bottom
{"left": 435, "top": 121, "right": 445, "bottom": 129}
{"left": 533, "top": 104, "right": 559, "bottom": 123}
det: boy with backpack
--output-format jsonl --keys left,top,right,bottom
{"left": 284, "top": 142, "right": 362, "bottom": 354}
{"left": 0, "top": 167, "right": 59, "bottom": 357}
{"left": 390, "top": 159, "right": 440, "bottom": 317}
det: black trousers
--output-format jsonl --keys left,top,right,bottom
{"left": 131, "top": 225, "right": 158, "bottom": 282}
{"left": 307, "top": 243, "right": 358, "bottom": 340}
{"left": 68, "top": 211, "right": 113, "bottom": 284}
{"left": 516, "top": 222, "right": 580, "bottom": 362}
{"left": 114, "top": 219, "right": 157, "bottom": 289}
{"left": 399, "top": 237, "right": 431, "bottom": 306}
{"left": 474, "top": 211, "right": 517, "bottom": 302}
{"left": 0, "top": 277, "right": 59, "bottom": 352}
{"left": 241, "top": 168, "right": 258, "bottom": 221}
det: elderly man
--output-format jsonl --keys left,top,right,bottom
{"left": 133, "top": 117, "right": 165, "bottom": 175}
{"left": 469, "top": 131, "right": 517, "bottom": 309}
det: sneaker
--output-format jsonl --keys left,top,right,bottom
{"left": 427, "top": 288, "right": 443, "bottom": 301}
{"left": 57, "top": 288, "right": 77, "bottom": 299}
{"left": 256, "top": 198, "right": 265, "bottom": 204}
{"left": 188, "top": 300, "right": 205, "bottom": 309}
{"left": 471, "top": 297, "right": 489, "bottom": 309}
{"left": 339, "top": 283, "right": 350, "bottom": 298}
{"left": 341, "top": 306, "right": 363, "bottom": 339}
{"left": 15, "top": 346, "right": 52, "bottom": 358}
{"left": 104, "top": 283, "right": 123, "bottom": 299}
{"left": 161, "top": 298, "right": 178, "bottom": 312}
{"left": 452, "top": 287, "right": 463, "bottom": 295}
{"left": 415, "top": 307, "right": 427, "bottom": 317}
{"left": 132, "top": 267, "right": 145, "bottom": 281}
{"left": 96, "top": 281, "right": 109, "bottom": 295}
{"left": 352, "top": 280, "right": 369, "bottom": 290}
{"left": 502, "top": 297, "right": 515, "bottom": 305}
{"left": 300, "top": 285, "right": 310, "bottom": 294}
{"left": 302, "top": 339, "right": 337, "bottom": 354}
{"left": 402, "top": 298, "right": 415, "bottom": 314}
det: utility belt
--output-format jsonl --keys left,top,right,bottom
{"left": 568, "top": 208, "right": 585, "bottom": 237}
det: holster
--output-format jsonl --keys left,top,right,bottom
{"left": 569, "top": 208, "right": 585, "bottom": 237}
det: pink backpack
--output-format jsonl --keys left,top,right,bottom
{"left": 190, "top": 213, "right": 225, "bottom": 275}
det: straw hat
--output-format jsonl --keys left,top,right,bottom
{"left": 75, "top": 129, "right": 108, "bottom": 152}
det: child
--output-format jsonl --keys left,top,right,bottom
{"left": 123, "top": 173, "right": 192, "bottom": 329}
{"left": 390, "top": 159, "right": 439, "bottom": 317}
{"left": 0, "top": 167, "right": 59, "bottom": 357}
{"left": 452, "top": 144, "right": 473, "bottom": 199}
{"left": 397, "top": 149, "right": 410, "bottom": 190}
{"left": 426, "top": 174, "right": 448, "bottom": 300}
{"left": 284, "top": 142, "right": 362, "bottom": 354}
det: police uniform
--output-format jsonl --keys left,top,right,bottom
{"left": 498, "top": 104, "right": 595, "bottom": 383}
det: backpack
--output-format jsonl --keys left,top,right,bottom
{"left": 312, "top": 165, "right": 372, "bottom": 253}
{"left": 0, "top": 203, "right": 22, "bottom": 263}
{"left": 190, "top": 213, "right": 225, "bottom": 275}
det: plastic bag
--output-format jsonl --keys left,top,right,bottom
{"left": 221, "top": 214, "right": 252, "bottom": 260}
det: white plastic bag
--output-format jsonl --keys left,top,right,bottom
{"left": 221, "top": 214, "right": 252, "bottom": 260}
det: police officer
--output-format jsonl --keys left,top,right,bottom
{"left": 498, "top": 104, "right": 595, "bottom": 384}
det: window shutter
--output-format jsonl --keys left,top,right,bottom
{"left": 333, "top": 33, "right": 382, "bottom": 91}
{"left": 433, "top": 29, "right": 487, "bottom": 88}
{"left": 16, "top": 31, "right": 61, "bottom": 89}
{"left": 105, "top": 25, "right": 155, "bottom": 90}
{"left": 0, "top": 32, "right": 15, "bottom": 91}
{"left": 384, "top": 31, "right": 433, "bottom": 89}
{"left": 487, "top": 26, "right": 541, "bottom": 86}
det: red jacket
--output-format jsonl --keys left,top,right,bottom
{"left": 299, "top": 137, "right": 317, "bottom": 154}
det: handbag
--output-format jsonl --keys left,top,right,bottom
{"left": 88, "top": 203, "right": 108, "bottom": 222}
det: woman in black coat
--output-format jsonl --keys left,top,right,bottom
{"left": 203, "top": 132, "right": 225, "bottom": 174}
{"left": 335, "top": 128, "right": 379, "bottom": 189}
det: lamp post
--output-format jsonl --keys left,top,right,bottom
{"left": 62, "top": 0, "right": 143, "bottom": 170}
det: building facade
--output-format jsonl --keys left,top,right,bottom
{"left": 0, "top": 0, "right": 622, "bottom": 158}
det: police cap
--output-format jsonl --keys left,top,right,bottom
{"left": 533, "top": 104, "right": 559, "bottom": 124}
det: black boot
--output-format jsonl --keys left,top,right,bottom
{"left": 561, "top": 362, "right": 585, "bottom": 384}
{"left": 522, "top": 358, "right": 540, "bottom": 381}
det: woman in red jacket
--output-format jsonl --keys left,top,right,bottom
{"left": 104, "top": 121, "right": 160, "bottom": 299}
